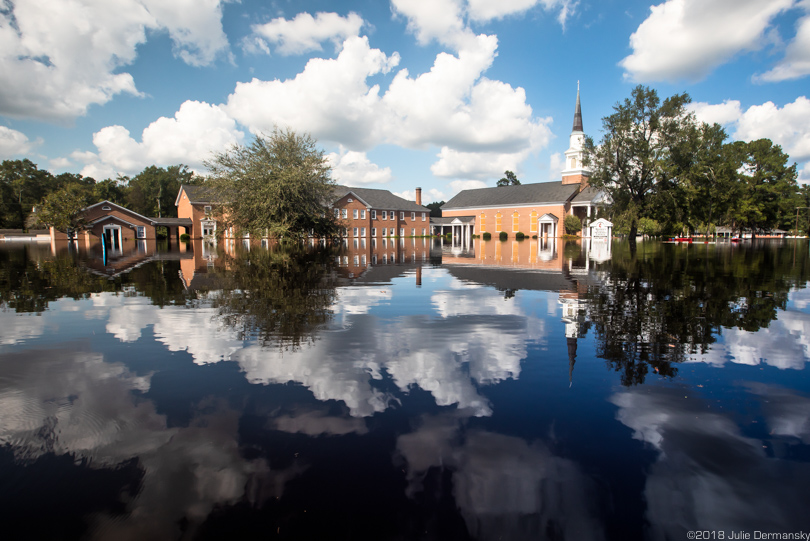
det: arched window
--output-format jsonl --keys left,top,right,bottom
{"left": 495, "top": 212, "right": 502, "bottom": 232}
{"left": 479, "top": 212, "right": 486, "bottom": 232}
{"left": 530, "top": 210, "right": 538, "bottom": 233}
{"left": 512, "top": 211, "right": 519, "bottom": 232}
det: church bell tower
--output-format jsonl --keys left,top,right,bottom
{"left": 561, "top": 82, "right": 591, "bottom": 188}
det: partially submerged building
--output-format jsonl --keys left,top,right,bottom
{"left": 441, "top": 85, "right": 608, "bottom": 240}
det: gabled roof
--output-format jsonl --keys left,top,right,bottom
{"left": 442, "top": 182, "right": 580, "bottom": 210}
{"left": 176, "top": 184, "right": 219, "bottom": 206}
{"left": 82, "top": 200, "right": 154, "bottom": 224}
{"left": 333, "top": 186, "right": 428, "bottom": 212}
{"left": 87, "top": 214, "right": 139, "bottom": 228}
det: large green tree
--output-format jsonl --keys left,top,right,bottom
{"left": 584, "top": 86, "right": 694, "bottom": 240}
{"left": 36, "top": 184, "right": 95, "bottom": 234}
{"left": 0, "top": 159, "right": 57, "bottom": 228}
{"left": 725, "top": 139, "right": 798, "bottom": 237}
{"left": 673, "top": 122, "right": 737, "bottom": 236}
{"left": 425, "top": 201, "right": 445, "bottom": 217}
{"left": 496, "top": 170, "right": 521, "bottom": 187}
{"left": 125, "top": 165, "right": 194, "bottom": 218}
{"left": 93, "top": 178, "right": 127, "bottom": 205}
{"left": 206, "top": 128, "right": 339, "bottom": 237}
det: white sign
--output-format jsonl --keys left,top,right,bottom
{"left": 593, "top": 223, "right": 608, "bottom": 237}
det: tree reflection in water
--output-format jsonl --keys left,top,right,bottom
{"left": 583, "top": 241, "right": 810, "bottom": 385}
{"left": 199, "top": 241, "right": 339, "bottom": 350}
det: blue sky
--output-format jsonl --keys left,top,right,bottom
{"left": 2, "top": 0, "right": 809, "bottom": 203}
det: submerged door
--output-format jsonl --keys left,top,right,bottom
{"left": 103, "top": 225, "right": 122, "bottom": 252}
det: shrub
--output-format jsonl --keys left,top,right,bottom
{"left": 564, "top": 214, "right": 583, "bottom": 234}
{"left": 532, "top": 235, "right": 537, "bottom": 239}
{"left": 499, "top": 231, "right": 508, "bottom": 241}
{"left": 180, "top": 233, "right": 190, "bottom": 242}
{"left": 515, "top": 231, "right": 525, "bottom": 240}
{"left": 482, "top": 232, "right": 491, "bottom": 240}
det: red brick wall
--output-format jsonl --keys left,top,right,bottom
{"left": 443, "top": 203, "right": 570, "bottom": 237}
{"left": 334, "top": 194, "right": 429, "bottom": 238}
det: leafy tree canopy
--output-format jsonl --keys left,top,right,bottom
{"left": 1, "top": 159, "right": 59, "bottom": 228}
{"left": 425, "top": 201, "right": 445, "bottom": 217}
{"left": 206, "top": 127, "right": 339, "bottom": 238}
{"left": 584, "top": 85, "right": 695, "bottom": 240}
{"left": 37, "top": 184, "right": 94, "bottom": 233}
{"left": 124, "top": 164, "right": 194, "bottom": 218}
{"left": 497, "top": 170, "right": 521, "bottom": 187}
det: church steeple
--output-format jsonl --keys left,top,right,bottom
{"left": 561, "top": 82, "right": 590, "bottom": 186}
{"left": 572, "top": 81, "right": 583, "bottom": 133}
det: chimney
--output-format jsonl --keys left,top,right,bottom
{"left": 415, "top": 187, "right": 422, "bottom": 206}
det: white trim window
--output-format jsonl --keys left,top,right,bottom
{"left": 361, "top": 227, "right": 366, "bottom": 237}
{"left": 360, "top": 210, "right": 366, "bottom": 219}
{"left": 371, "top": 227, "right": 377, "bottom": 237}
{"left": 136, "top": 226, "right": 146, "bottom": 239}
{"left": 411, "top": 212, "right": 416, "bottom": 220}
{"left": 411, "top": 228, "right": 415, "bottom": 236}
{"left": 341, "top": 208, "right": 348, "bottom": 219}
{"left": 382, "top": 211, "right": 387, "bottom": 220}
{"left": 422, "top": 212, "right": 426, "bottom": 221}
{"left": 334, "top": 208, "right": 339, "bottom": 218}
{"left": 400, "top": 228, "right": 404, "bottom": 236}
{"left": 371, "top": 210, "right": 376, "bottom": 219}
{"left": 353, "top": 209, "right": 358, "bottom": 219}
{"left": 353, "top": 227, "right": 358, "bottom": 237}
{"left": 400, "top": 211, "right": 404, "bottom": 220}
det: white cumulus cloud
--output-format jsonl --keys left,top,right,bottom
{"left": 225, "top": 35, "right": 399, "bottom": 149}
{"left": 225, "top": 33, "right": 551, "bottom": 181}
{"left": 687, "top": 100, "right": 743, "bottom": 127}
{"left": 757, "top": 11, "right": 810, "bottom": 82}
{"left": 734, "top": 97, "right": 810, "bottom": 163}
{"left": 0, "top": 126, "right": 41, "bottom": 157}
{"left": 620, "top": 0, "right": 793, "bottom": 82}
{"left": 83, "top": 100, "right": 244, "bottom": 177}
{"left": 328, "top": 148, "right": 393, "bottom": 185}
{"left": 689, "top": 96, "right": 810, "bottom": 183}
{"left": 246, "top": 11, "right": 365, "bottom": 56}
{"left": 548, "top": 152, "right": 564, "bottom": 180}
{"left": 467, "top": 0, "right": 577, "bottom": 29}
{"left": 0, "top": 0, "right": 230, "bottom": 121}
{"left": 391, "top": 0, "right": 470, "bottom": 48}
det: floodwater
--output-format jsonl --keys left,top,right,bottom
{"left": 1, "top": 237, "right": 809, "bottom": 540}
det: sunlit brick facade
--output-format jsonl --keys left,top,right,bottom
{"left": 332, "top": 187, "right": 430, "bottom": 240}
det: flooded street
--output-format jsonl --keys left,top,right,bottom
{"left": 1, "top": 238, "right": 809, "bottom": 540}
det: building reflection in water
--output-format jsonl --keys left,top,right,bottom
{"left": 50, "top": 236, "right": 193, "bottom": 279}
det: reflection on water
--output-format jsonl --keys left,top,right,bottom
{"left": 1, "top": 238, "right": 809, "bottom": 539}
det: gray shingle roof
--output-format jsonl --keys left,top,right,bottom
{"left": 442, "top": 182, "right": 580, "bottom": 210}
{"left": 571, "top": 185, "right": 602, "bottom": 203}
{"left": 430, "top": 216, "right": 475, "bottom": 225}
{"left": 180, "top": 184, "right": 219, "bottom": 204}
{"left": 333, "top": 186, "right": 428, "bottom": 212}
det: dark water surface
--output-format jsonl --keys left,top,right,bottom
{"left": 2, "top": 238, "right": 810, "bottom": 540}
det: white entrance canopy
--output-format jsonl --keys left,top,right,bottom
{"left": 538, "top": 213, "right": 559, "bottom": 238}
